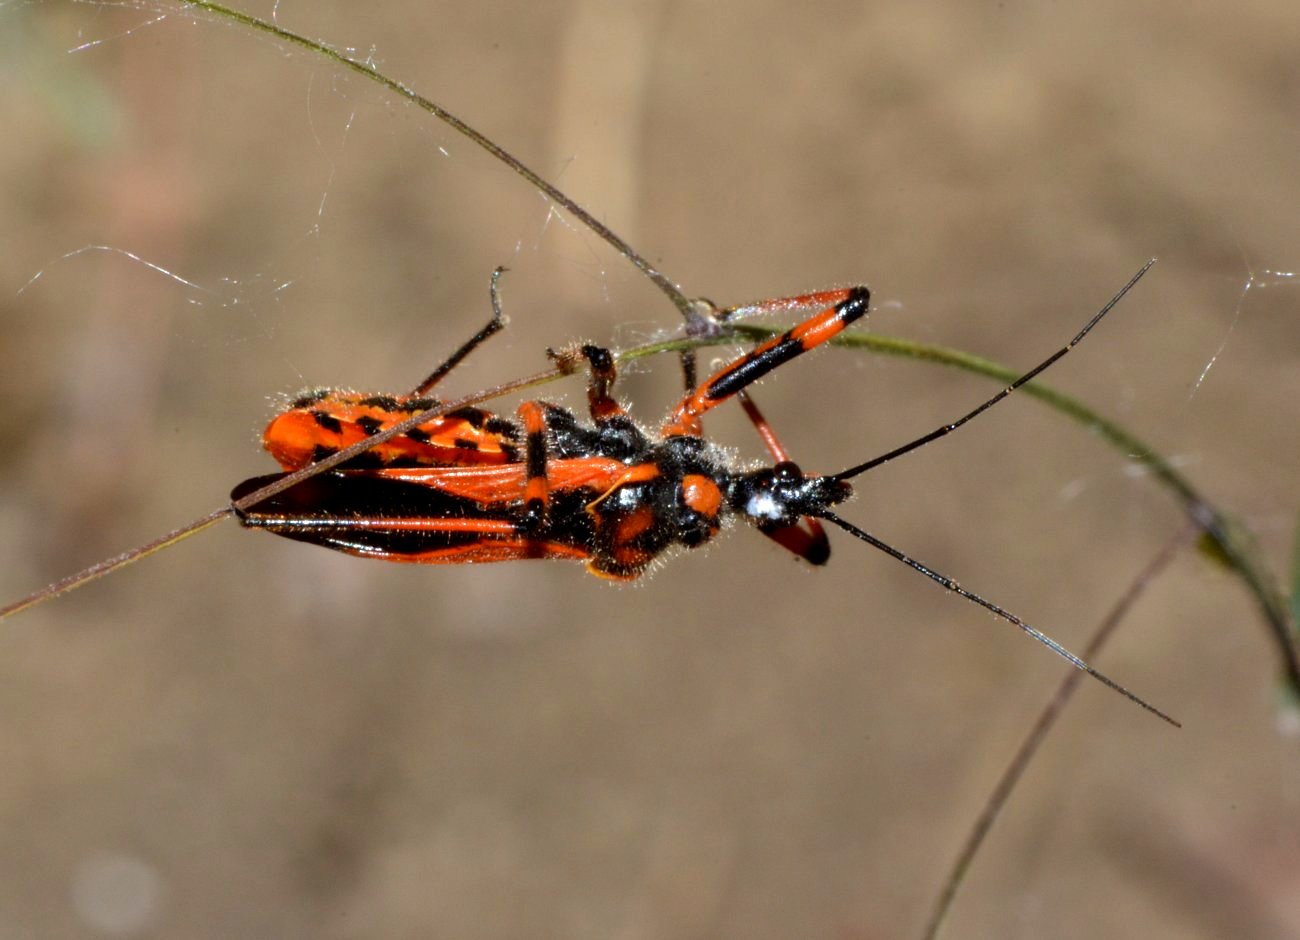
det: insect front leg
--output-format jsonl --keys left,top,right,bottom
{"left": 656, "top": 286, "right": 870, "bottom": 563}
{"left": 735, "top": 391, "right": 831, "bottom": 565}
{"left": 662, "top": 285, "right": 870, "bottom": 437}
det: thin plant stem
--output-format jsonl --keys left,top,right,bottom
{"left": 920, "top": 527, "right": 1195, "bottom": 940}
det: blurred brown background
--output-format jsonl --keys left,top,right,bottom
{"left": 2, "top": 2, "right": 1298, "bottom": 937}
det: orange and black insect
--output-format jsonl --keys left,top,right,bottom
{"left": 228, "top": 254, "right": 1175, "bottom": 726}
{"left": 232, "top": 269, "right": 867, "bottom": 578}
{"left": 0, "top": 11, "right": 1174, "bottom": 728}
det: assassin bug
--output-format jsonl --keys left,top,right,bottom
{"left": 232, "top": 272, "right": 868, "bottom": 577}
{"left": 0, "top": 3, "right": 1176, "bottom": 731}
{"left": 228, "top": 257, "right": 1175, "bottom": 725}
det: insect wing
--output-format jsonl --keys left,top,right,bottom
{"left": 231, "top": 458, "right": 633, "bottom": 565}
{"left": 264, "top": 398, "right": 522, "bottom": 471}
{"left": 370, "top": 458, "right": 633, "bottom": 505}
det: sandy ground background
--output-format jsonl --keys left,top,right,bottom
{"left": 2, "top": 2, "right": 1298, "bottom": 937}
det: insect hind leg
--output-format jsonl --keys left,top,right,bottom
{"left": 408, "top": 265, "right": 510, "bottom": 397}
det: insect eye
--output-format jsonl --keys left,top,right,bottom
{"left": 772, "top": 461, "right": 803, "bottom": 485}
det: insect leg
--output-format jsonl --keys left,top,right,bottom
{"left": 515, "top": 400, "right": 551, "bottom": 534}
{"left": 578, "top": 344, "right": 627, "bottom": 423}
{"left": 408, "top": 266, "right": 509, "bottom": 396}
{"left": 662, "top": 286, "right": 870, "bottom": 437}
{"left": 833, "top": 260, "right": 1155, "bottom": 482}
{"left": 735, "top": 390, "right": 831, "bottom": 564}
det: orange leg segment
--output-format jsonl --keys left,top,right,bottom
{"left": 662, "top": 286, "right": 869, "bottom": 438}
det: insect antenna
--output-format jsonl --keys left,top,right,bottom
{"left": 920, "top": 527, "right": 1192, "bottom": 940}
{"left": 833, "top": 258, "right": 1156, "bottom": 484}
{"left": 812, "top": 259, "right": 1173, "bottom": 725}
{"left": 817, "top": 510, "right": 1179, "bottom": 727}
